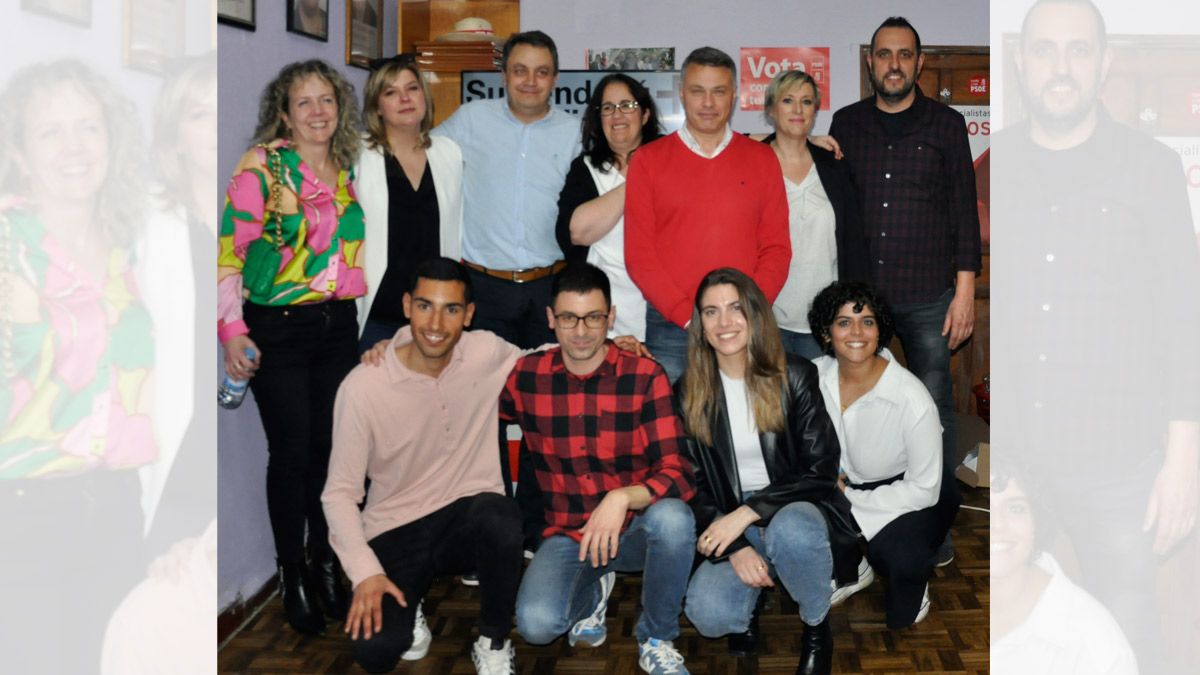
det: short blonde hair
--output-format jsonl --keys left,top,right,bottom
{"left": 763, "top": 70, "right": 821, "bottom": 126}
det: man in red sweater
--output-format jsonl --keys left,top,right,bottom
{"left": 625, "top": 46, "right": 791, "bottom": 383}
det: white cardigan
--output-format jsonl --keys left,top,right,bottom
{"left": 354, "top": 135, "right": 463, "bottom": 333}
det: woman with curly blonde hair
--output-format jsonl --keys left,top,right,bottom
{"left": 218, "top": 59, "right": 364, "bottom": 635}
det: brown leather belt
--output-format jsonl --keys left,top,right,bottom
{"left": 461, "top": 259, "right": 566, "bottom": 283}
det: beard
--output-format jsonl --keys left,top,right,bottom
{"left": 1022, "top": 75, "right": 1101, "bottom": 133}
{"left": 870, "top": 67, "right": 917, "bottom": 105}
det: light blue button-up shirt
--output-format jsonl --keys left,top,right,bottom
{"left": 433, "top": 98, "right": 580, "bottom": 269}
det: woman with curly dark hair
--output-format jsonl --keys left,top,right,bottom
{"left": 218, "top": 59, "right": 363, "bottom": 635}
{"left": 676, "top": 268, "right": 861, "bottom": 675}
{"left": 807, "top": 280, "right": 959, "bottom": 629}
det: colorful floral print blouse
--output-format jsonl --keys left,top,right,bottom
{"left": 217, "top": 139, "right": 366, "bottom": 343}
{"left": 0, "top": 206, "right": 157, "bottom": 479}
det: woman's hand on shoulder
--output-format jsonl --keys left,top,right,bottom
{"left": 612, "top": 335, "right": 652, "bottom": 359}
{"left": 809, "top": 134, "right": 843, "bottom": 159}
{"left": 361, "top": 339, "right": 390, "bottom": 367}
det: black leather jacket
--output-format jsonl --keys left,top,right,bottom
{"left": 675, "top": 354, "right": 862, "bottom": 585}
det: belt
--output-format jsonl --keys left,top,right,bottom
{"left": 461, "top": 259, "right": 565, "bottom": 283}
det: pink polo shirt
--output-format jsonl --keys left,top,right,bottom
{"left": 322, "top": 327, "right": 520, "bottom": 587}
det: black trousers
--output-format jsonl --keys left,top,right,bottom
{"left": 245, "top": 299, "right": 358, "bottom": 564}
{"left": 0, "top": 470, "right": 143, "bottom": 674}
{"left": 353, "top": 493, "right": 523, "bottom": 673}
{"left": 863, "top": 476, "right": 960, "bottom": 628}
{"left": 466, "top": 268, "right": 551, "bottom": 547}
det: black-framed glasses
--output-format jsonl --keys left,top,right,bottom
{"left": 369, "top": 53, "right": 418, "bottom": 72}
{"left": 554, "top": 312, "right": 609, "bottom": 329}
{"left": 598, "top": 100, "right": 639, "bottom": 116}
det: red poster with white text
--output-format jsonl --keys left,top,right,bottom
{"left": 739, "top": 47, "right": 830, "bottom": 111}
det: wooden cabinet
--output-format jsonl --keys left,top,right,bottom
{"left": 396, "top": 1, "right": 520, "bottom": 124}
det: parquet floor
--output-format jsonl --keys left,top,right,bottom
{"left": 218, "top": 485, "right": 988, "bottom": 674}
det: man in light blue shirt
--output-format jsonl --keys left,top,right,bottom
{"left": 433, "top": 29, "right": 580, "bottom": 562}
{"left": 434, "top": 30, "right": 580, "bottom": 350}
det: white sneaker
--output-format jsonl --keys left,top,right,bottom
{"left": 471, "top": 636, "right": 515, "bottom": 675}
{"left": 830, "top": 558, "right": 875, "bottom": 606}
{"left": 401, "top": 602, "right": 430, "bottom": 660}
{"left": 638, "top": 637, "right": 689, "bottom": 674}
{"left": 568, "top": 571, "right": 615, "bottom": 647}
{"left": 913, "top": 585, "right": 931, "bottom": 625}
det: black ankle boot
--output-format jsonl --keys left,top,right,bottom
{"left": 728, "top": 593, "right": 764, "bottom": 656}
{"left": 310, "top": 547, "right": 351, "bottom": 620}
{"left": 796, "top": 616, "right": 832, "bottom": 675}
{"left": 278, "top": 561, "right": 325, "bottom": 635}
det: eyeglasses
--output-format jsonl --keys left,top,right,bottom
{"left": 598, "top": 100, "right": 639, "bottom": 116}
{"left": 369, "top": 53, "right": 418, "bottom": 72}
{"left": 554, "top": 312, "right": 609, "bottom": 329}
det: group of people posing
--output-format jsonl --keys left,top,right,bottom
{"left": 219, "top": 14, "right": 979, "bottom": 675}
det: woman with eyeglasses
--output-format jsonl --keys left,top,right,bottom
{"left": 676, "top": 268, "right": 861, "bottom": 675}
{"left": 219, "top": 59, "right": 363, "bottom": 636}
{"left": 554, "top": 73, "right": 662, "bottom": 341}
{"left": 355, "top": 55, "right": 463, "bottom": 351}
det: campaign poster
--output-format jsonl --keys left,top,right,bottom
{"left": 739, "top": 47, "right": 830, "bottom": 111}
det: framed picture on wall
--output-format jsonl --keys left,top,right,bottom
{"left": 287, "top": 0, "right": 328, "bottom": 42}
{"left": 21, "top": 0, "right": 92, "bottom": 27}
{"left": 123, "top": 0, "right": 185, "bottom": 75}
{"left": 346, "top": 0, "right": 383, "bottom": 69}
{"left": 217, "top": 0, "right": 255, "bottom": 30}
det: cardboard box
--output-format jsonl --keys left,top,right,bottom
{"left": 955, "top": 442, "right": 990, "bottom": 488}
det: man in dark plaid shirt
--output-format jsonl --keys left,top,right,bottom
{"left": 502, "top": 263, "right": 697, "bottom": 675}
{"left": 828, "top": 16, "right": 981, "bottom": 565}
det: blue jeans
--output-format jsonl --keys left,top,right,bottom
{"left": 645, "top": 305, "right": 689, "bottom": 384}
{"left": 890, "top": 289, "right": 958, "bottom": 496}
{"left": 516, "top": 498, "right": 696, "bottom": 644}
{"left": 778, "top": 328, "right": 825, "bottom": 361}
{"left": 685, "top": 502, "right": 833, "bottom": 633}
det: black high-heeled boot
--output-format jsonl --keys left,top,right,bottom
{"left": 795, "top": 615, "right": 832, "bottom": 675}
{"left": 278, "top": 561, "right": 326, "bottom": 635}
{"left": 728, "top": 592, "right": 765, "bottom": 656}
{"left": 310, "top": 543, "right": 351, "bottom": 620}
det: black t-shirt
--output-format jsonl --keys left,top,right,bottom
{"left": 368, "top": 153, "right": 440, "bottom": 324}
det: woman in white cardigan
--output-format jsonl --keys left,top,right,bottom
{"left": 807, "top": 280, "right": 960, "bottom": 629}
{"left": 355, "top": 55, "right": 463, "bottom": 351}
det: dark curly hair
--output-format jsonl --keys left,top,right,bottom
{"left": 991, "top": 451, "right": 1056, "bottom": 557}
{"left": 807, "top": 281, "right": 896, "bottom": 356}
{"left": 581, "top": 74, "right": 662, "bottom": 173}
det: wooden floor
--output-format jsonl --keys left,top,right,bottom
{"left": 218, "top": 485, "right": 988, "bottom": 674}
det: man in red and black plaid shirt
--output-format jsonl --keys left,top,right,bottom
{"left": 828, "top": 16, "right": 982, "bottom": 566}
{"left": 502, "top": 263, "right": 697, "bottom": 675}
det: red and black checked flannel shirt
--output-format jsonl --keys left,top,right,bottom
{"left": 828, "top": 86, "right": 981, "bottom": 305}
{"left": 498, "top": 343, "right": 695, "bottom": 542}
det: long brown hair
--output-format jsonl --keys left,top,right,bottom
{"left": 681, "top": 268, "right": 787, "bottom": 446}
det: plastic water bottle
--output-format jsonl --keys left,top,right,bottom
{"left": 218, "top": 347, "right": 256, "bottom": 409}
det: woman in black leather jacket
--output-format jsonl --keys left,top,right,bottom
{"left": 675, "top": 268, "right": 861, "bottom": 675}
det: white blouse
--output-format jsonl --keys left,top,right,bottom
{"left": 815, "top": 349, "right": 942, "bottom": 539}
{"left": 772, "top": 168, "right": 838, "bottom": 334}
{"left": 584, "top": 157, "right": 647, "bottom": 340}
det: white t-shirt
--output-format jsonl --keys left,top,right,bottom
{"left": 772, "top": 168, "right": 837, "bottom": 334}
{"left": 583, "top": 157, "right": 647, "bottom": 340}
{"left": 992, "top": 553, "right": 1137, "bottom": 675}
{"left": 719, "top": 370, "right": 771, "bottom": 492}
